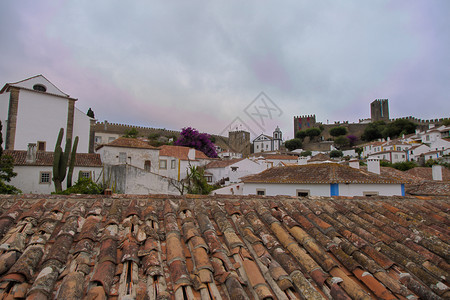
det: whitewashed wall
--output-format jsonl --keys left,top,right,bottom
{"left": 0, "top": 93, "right": 9, "bottom": 148}
{"left": 338, "top": 183, "right": 403, "bottom": 197}
{"left": 10, "top": 165, "right": 102, "bottom": 194}
{"left": 73, "top": 108, "right": 92, "bottom": 153}
{"left": 15, "top": 90, "right": 68, "bottom": 151}
{"left": 98, "top": 146, "right": 159, "bottom": 173}
{"left": 243, "top": 182, "right": 403, "bottom": 197}
{"left": 243, "top": 183, "right": 330, "bottom": 196}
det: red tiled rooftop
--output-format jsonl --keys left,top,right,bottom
{"left": 159, "top": 145, "right": 210, "bottom": 160}
{"left": 97, "top": 137, "right": 158, "bottom": 150}
{"left": 0, "top": 194, "right": 448, "bottom": 299}
{"left": 205, "top": 158, "right": 243, "bottom": 169}
{"left": 405, "top": 167, "right": 450, "bottom": 182}
{"left": 4, "top": 150, "right": 102, "bottom": 167}
{"left": 243, "top": 163, "right": 405, "bottom": 184}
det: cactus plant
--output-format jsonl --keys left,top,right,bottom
{"left": 66, "top": 136, "right": 78, "bottom": 188}
{"left": 52, "top": 128, "right": 78, "bottom": 193}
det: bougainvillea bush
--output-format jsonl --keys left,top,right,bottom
{"left": 174, "top": 127, "right": 218, "bottom": 158}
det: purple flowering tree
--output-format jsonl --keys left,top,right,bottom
{"left": 174, "top": 127, "right": 218, "bottom": 158}
{"left": 346, "top": 134, "right": 358, "bottom": 147}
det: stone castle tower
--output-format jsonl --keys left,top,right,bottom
{"left": 228, "top": 130, "right": 251, "bottom": 157}
{"left": 371, "top": 99, "right": 389, "bottom": 122}
{"left": 293, "top": 115, "right": 316, "bottom": 136}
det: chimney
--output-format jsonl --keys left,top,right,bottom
{"left": 188, "top": 148, "right": 196, "bottom": 160}
{"left": 349, "top": 159, "right": 360, "bottom": 169}
{"left": 297, "top": 157, "right": 307, "bottom": 165}
{"left": 26, "top": 143, "right": 37, "bottom": 163}
{"left": 432, "top": 165, "right": 443, "bottom": 181}
{"left": 367, "top": 157, "right": 380, "bottom": 175}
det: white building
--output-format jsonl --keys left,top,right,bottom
{"left": 5, "top": 147, "right": 102, "bottom": 194}
{"left": 406, "top": 144, "right": 431, "bottom": 162}
{"left": 368, "top": 150, "right": 407, "bottom": 163}
{"left": 242, "top": 163, "right": 405, "bottom": 197}
{"left": 96, "top": 137, "right": 159, "bottom": 172}
{"left": 253, "top": 126, "right": 283, "bottom": 153}
{"left": 0, "top": 75, "right": 93, "bottom": 153}
{"left": 158, "top": 145, "right": 212, "bottom": 181}
{"left": 205, "top": 158, "right": 265, "bottom": 184}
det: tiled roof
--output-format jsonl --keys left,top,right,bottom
{"left": 361, "top": 166, "right": 423, "bottom": 184}
{"left": 159, "top": 145, "right": 210, "bottom": 160}
{"left": 97, "top": 137, "right": 158, "bottom": 150}
{"left": 308, "top": 153, "right": 331, "bottom": 162}
{"left": 406, "top": 181, "right": 450, "bottom": 196}
{"left": 405, "top": 167, "right": 450, "bottom": 182}
{"left": 205, "top": 158, "right": 244, "bottom": 169}
{"left": 0, "top": 194, "right": 448, "bottom": 299}
{"left": 4, "top": 150, "right": 102, "bottom": 167}
{"left": 261, "top": 154, "right": 298, "bottom": 160}
{"left": 243, "top": 163, "right": 405, "bottom": 184}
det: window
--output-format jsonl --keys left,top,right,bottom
{"left": 159, "top": 160, "right": 167, "bottom": 169}
{"left": 40, "top": 172, "right": 51, "bottom": 184}
{"left": 144, "top": 160, "right": 151, "bottom": 171}
{"left": 108, "top": 137, "right": 116, "bottom": 143}
{"left": 37, "top": 141, "right": 46, "bottom": 151}
{"left": 363, "top": 191, "right": 379, "bottom": 197}
{"left": 296, "top": 189, "right": 310, "bottom": 197}
{"left": 95, "top": 136, "right": 102, "bottom": 144}
{"left": 33, "top": 84, "right": 47, "bottom": 92}
{"left": 256, "top": 189, "right": 265, "bottom": 196}
{"left": 119, "top": 152, "right": 127, "bottom": 163}
{"left": 79, "top": 171, "right": 91, "bottom": 179}
{"left": 171, "top": 160, "right": 176, "bottom": 169}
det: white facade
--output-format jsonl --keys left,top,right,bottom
{"left": 368, "top": 151, "right": 406, "bottom": 163}
{"left": 104, "top": 164, "right": 180, "bottom": 195}
{"left": 253, "top": 134, "right": 273, "bottom": 153}
{"left": 10, "top": 165, "right": 102, "bottom": 194}
{"left": 97, "top": 145, "right": 159, "bottom": 173}
{"left": 212, "top": 183, "right": 244, "bottom": 195}
{"left": 0, "top": 75, "right": 92, "bottom": 153}
{"left": 243, "top": 182, "right": 403, "bottom": 197}
{"left": 407, "top": 144, "right": 430, "bottom": 161}
{"left": 206, "top": 158, "right": 265, "bottom": 184}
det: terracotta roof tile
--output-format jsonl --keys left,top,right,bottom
{"left": 0, "top": 194, "right": 449, "bottom": 298}
{"left": 5, "top": 150, "right": 102, "bottom": 167}
{"left": 97, "top": 137, "right": 158, "bottom": 150}
{"left": 204, "top": 158, "right": 243, "bottom": 168}
{"left": 243, "top": 163, "right": 405, "bottom": 184}
{"left": 159, "top": 145, "right": 210, "bottom": 160}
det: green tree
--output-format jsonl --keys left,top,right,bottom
{"left": 334, "top": 136, "right": 349, "bottom": 149}
{"left": 305, "top": 128, "right": 321, "bottom": 141}
{"left": 382, "top": 119, "right": 417, "bottom": 139}
{"left": 186, "top": 165, "right": 214, "bottom": 195}
{"left": 124, "top": 128, "right": 139, "bottom": 138}
{"left": 355, "top": 147, "right": 363, "bottom": 158}
{"left": 0, "top": 121, "right": 21, "bottom": 194}
{"left": 443, "top": 119, "right": 450, "bottom": 126}
{"left": 392, "top": 161, "right": 417, "bottom": 171}
{"left": 329, "top": 126, "right": 348, "bottom": 137}
{"left": 300, "top": 150, "right": 312, "bottom": 157}
{"left": 87, "top": 108, "right": 95, "bottom": 118}
{"left": 284, "top": 138, "right": 303, "bottom": 151}
{"left": 295, "top": 131, "right": 307, "bottom": 140}
{"left": 330, "top": 150, "right": 343, "bottom": 158}
{"left": 362, "top": 121, "right": 386, "bottom": 141}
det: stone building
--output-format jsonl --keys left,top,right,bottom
{"left": 370, "top": 99, "right": 390, "bottom": 122}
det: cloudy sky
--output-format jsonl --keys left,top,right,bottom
{"left": 1, "top": 1, "right": 449, "bottom": 140}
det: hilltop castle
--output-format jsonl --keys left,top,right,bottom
{"left": 294, "top": 99, "right": 449, "bottom": 140}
